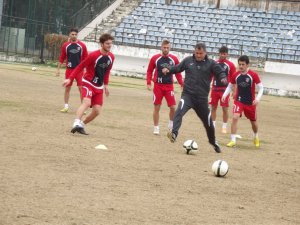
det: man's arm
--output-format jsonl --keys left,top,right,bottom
{"left": 146, "top": 56, "right": 156, "bottom": 90}
{"left": 63, "top": 55, "right": 91, "bottom": 87}
{"left": 162, "top": 57, "right": 187, "bottom": 75}
{"left": 212, "top": 61, "right": 227, "bottom": 85}
{"left": 103, "top": 55, "right": 115, "bottom": 97}
{"left": 222, "top": 83, "right": 233, "bottom": 102}
{"left": 253, "top": 83, "right": 264, "bottom": 105}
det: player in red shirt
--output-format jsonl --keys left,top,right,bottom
{"left": 56, "top": 28, "right": 88, "bottom": 113}
{"left": 209, "top": 46, "right": 236, "bottom": 134}
{"left": 222, "top": 55, "right": 264, "bottom": 147}
{"left": 63, "top": 33, "right": 114, "bottom": 135}
{"left": 147, "top": 40, "right": 183, "bottom": 135}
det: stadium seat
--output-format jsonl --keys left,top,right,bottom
{"left": 104, "top": 0, "right": 300, "bottom": 63}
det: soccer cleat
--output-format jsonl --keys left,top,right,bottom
{"left": 213, "top": 143, "right": 222, "bottom": 153}
{"left": 71, "top": 125, "right": 88, "bottom": 135}
{"left": 60, "top": 107, "right": 69, "bottom": 113}
{"left": 221, "top": 127, "right": 227, "bottom": 134}
{"left": 167, "top": 131, "right": 177, "bottom": 143}
{"left": 226, "top": 140, "right": 236, "bottom": 147}
{"left": 254, "top": 138, "right": 260, "bottom": 148}
{"left": 153, "top": 126, "right": 160, "bottom": 135}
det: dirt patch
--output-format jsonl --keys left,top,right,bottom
{"left": 0, "top": 63, "right": 299, "bottom": 225}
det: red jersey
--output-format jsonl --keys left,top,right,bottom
{"left": 59, "top": 40, "right": 88, "bottom": 68}
{"left": 212, "top": 59, "right": 236, "bottom": 91}
{"left": 70, "top": 50, "right": 115, "bottom": 89}
{"left": 231, "top": 69, "right": 261, "bottom": 105}
{"left": 147, "top": 53, "right": 183, "bottom": 87}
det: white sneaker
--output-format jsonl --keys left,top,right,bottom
{"left": 153, "top": 126, "right": 160, "bottom": 135}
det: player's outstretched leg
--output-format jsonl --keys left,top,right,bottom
{"left": 194, "top": 102, "right": 221, "bottom": 153}
{"left": 167, "top": 95, "right": 192, "bottom": 143}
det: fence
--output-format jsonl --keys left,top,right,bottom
{"left": 0, "top": 0, "right": 115, "bottom": 61}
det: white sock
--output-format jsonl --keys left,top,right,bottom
{"left": 222, "top": 123, "right": 227, "bottom": 129}
{"left": 154, "top": 125, "right": 159, "bottom": 130}
{"left": 73, "top": 119, "right": 82, "bottom": 127}
{"left": 80, "top": 120, "right": 85, "bottom": 127}
{"left": 253, "top": 133, "right": 258, "bottom": 138}
{"left": 168, "top": 120, "right": 173, "bottom": 130}
{"left": 231, "top": 134, "right": 236, "bottom": 142}
{"left": 64, "top": 104, "right": 69, "bottom": 109}
{"left": 213, "top": 121, "right": 216, "bottom": 127}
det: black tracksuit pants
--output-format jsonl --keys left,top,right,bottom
{"left": 172, "top": 94, "right": 216, "bottom": 145}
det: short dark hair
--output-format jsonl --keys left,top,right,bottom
{"left": 69, "top": 28, "right": 78, "bottom": 33}
{"left": 238, "top": 55, "right": 250, "bottom": 64}
{"left": 99, "top": 33, "right": 114, "bottom": 44}
{"left": 219, "top": 46, "right": 228, "bottom": 53}
{"left": 195, "top": 43, "right": 206, "bottom": 51}
{"left": 161, "top": 39, "right": 170, "bottom": 45}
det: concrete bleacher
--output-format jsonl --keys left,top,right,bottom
{"left": 111, "top": 0, "right": 300, "bottom": 63}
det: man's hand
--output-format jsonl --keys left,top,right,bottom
{"left": 220, "top": 78, "right": 227, "bottom": 85}
{"left": 252, "top": 99, "right": 259, "bottom": 105}
{"left": 56, "top": 70, "right": 60, "bottom": 77}
{"left": 221, "top": 95, "right": 227, "bottom": 103}
{"left": 162, "top": 68, "right": 169, "bottom": 75}
{"left": 147, "top": 84, "right": 151, "bottom": 91}
{"left": 104, "top": 85, "right": 110, "bottom": 97}
{"left": 62, "top": 79, "right": 71, "bottom": 87}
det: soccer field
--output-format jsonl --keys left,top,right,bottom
{"left": 0, "top": 63, "right": 299, "bottom": 225}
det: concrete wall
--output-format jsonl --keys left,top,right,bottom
{"left": 265, "top": 61, "right": 300, "bottom": 76}
{"left": 85, "top": 42, "right": 300, "bottom": 77}
{"left": 78, "top": 0, "right": 124, "bottom": 40}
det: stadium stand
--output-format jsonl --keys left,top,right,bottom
{"left": 85, "top": 0, "right": 300, "bottom": 63}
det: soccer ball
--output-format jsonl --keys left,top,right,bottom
{"left": 32, "top": 67, "right": 37, "bottom": 71}
{"left": 183, "top": 139, "right": 198, "bottom": 154}
{"left": 212, "top": 160, "right": 229, "bottom": 177}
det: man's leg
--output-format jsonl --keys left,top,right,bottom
{"left": 211, "top": 104, "right": 218, "bottom": 127}
{"left": 168, "top": 95, "right": 192, "bottom": 142}
{"left": 78, "top": 86, "right": 82, "bottom": 102}
{"left": 193, "top": 101, "right": 221, "bottom": 153}
{"left": 83, "top": 105, "right": 101, "bottom": 125}
{"left": 250, "top": 120, "right": 260, "bottom": 147}
{"left": 61, "top": 86, "right": 71, "bottom": 112}
{"left": 226, "top": 113, "right": 240, "bottom": 147}
{"left": 221, "top": 106, "right": 229, "bottom": 133}
{"left": 168, "top": 105, "right": 176, "bottom": 130}
{"left": 71, "top": 97, "right": 91, "bottom": 135}
{"left": 153, "top": 104, "right": 160, "bottom": 134}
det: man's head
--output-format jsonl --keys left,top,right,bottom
{"left": 194, "top": 43, "right": 207, "bottom": 61}
{"left": 161, "top": 40, "right": 171, "bottom": 56}
{"left": 99, "top": 33, "right": 114, "bottom": 53}
{"left": 69, "top": 28, "right": 79, "bottom": 42}
{"left": 238, "top": 55, "right": 250, "bottom": 73}
{"left": 219, "top": 46, "right": 229, "bottom": 60}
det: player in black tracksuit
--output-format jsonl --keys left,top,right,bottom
{"left": 162, "top": 43, "right": 227, "bottom": 153}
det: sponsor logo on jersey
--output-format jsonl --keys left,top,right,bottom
{"left": 69, "top": 49, "right": 80, "bottom": 54}
{"left": 98, "top": 63, "right": 109, "bottom": 69}
{"left": 161, "top": 63, "right": 170, "bottom": 68}
{"left": 239, "top": 81, "right": 250, "bottom": 87}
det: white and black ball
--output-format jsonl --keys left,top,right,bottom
{"left": 212, "top": 160, "right": 229, "bottom": 177}
{"left": 183, "top": 140, "right": 198, "bottom": 155}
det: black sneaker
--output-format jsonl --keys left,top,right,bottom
{"left": 71, "top": 125, "right": 89, "bottom": 135}
{"left": 167, "top": 131, "right": 177, "bottom": 143}
{"left": 213, "top": 143, "right": 221, "bottom": 153}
